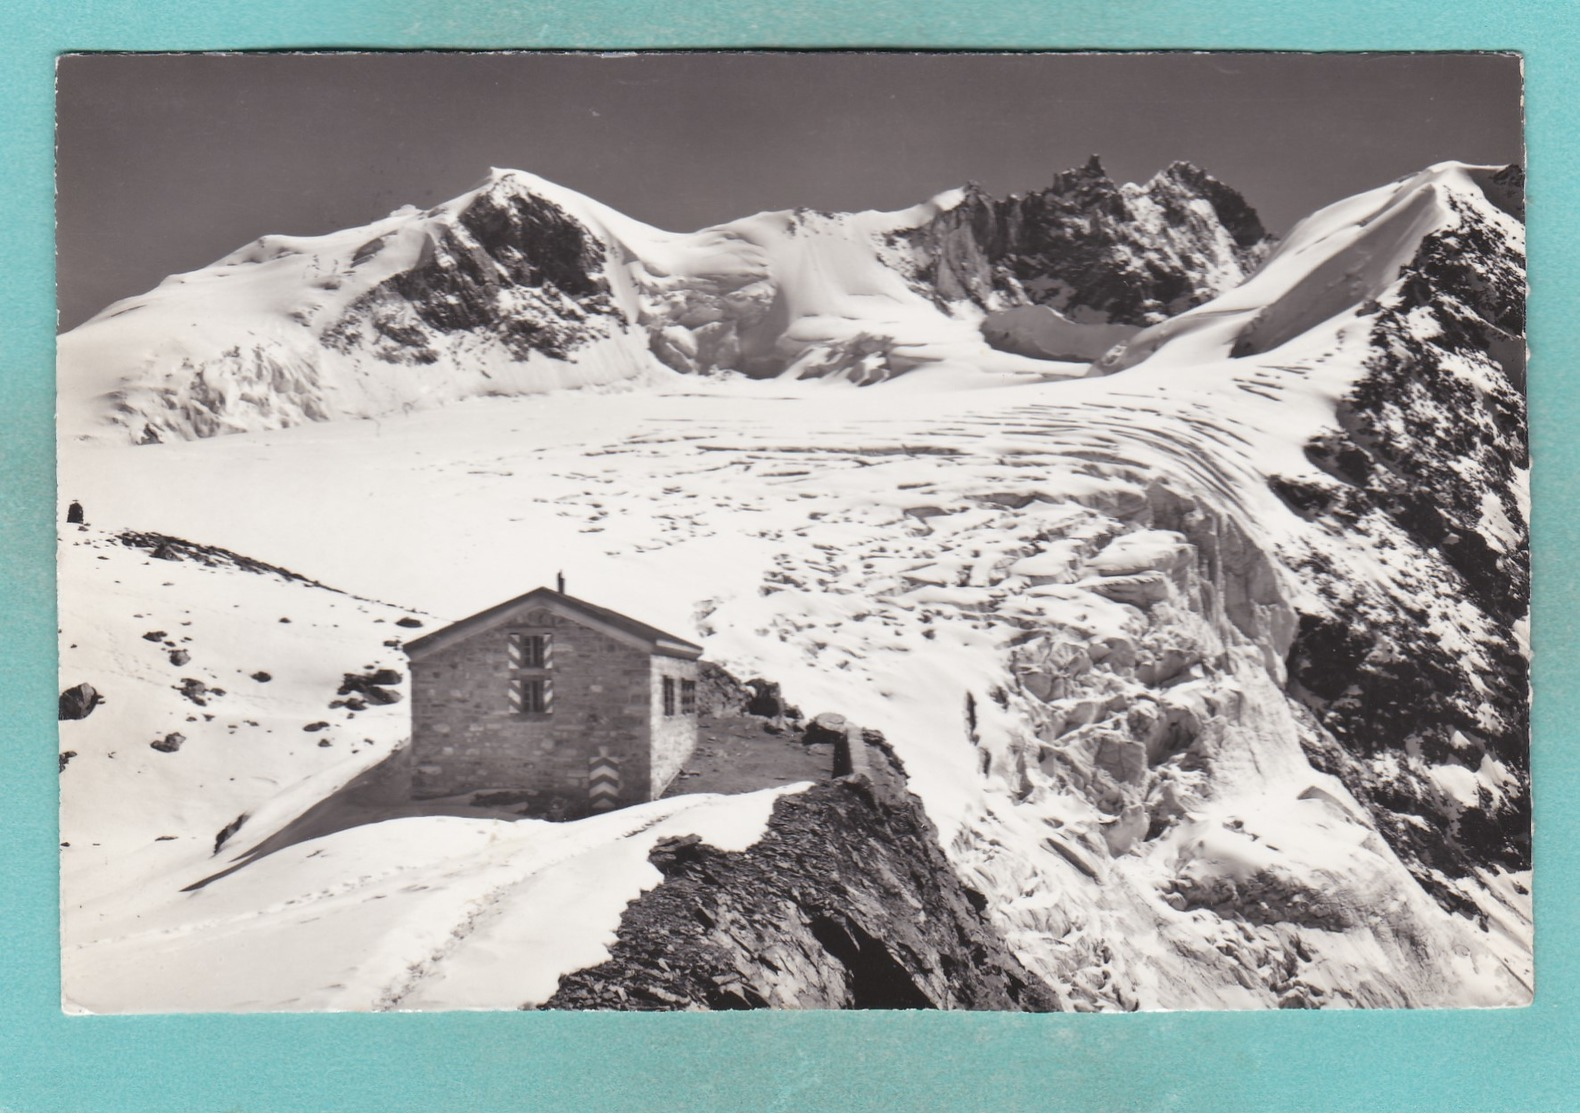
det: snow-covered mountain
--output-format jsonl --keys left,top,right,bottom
{"left": 57, "top": 159, "right": 1529, "bottom": 1012}
{"left": 57, "top": 160, "right": 1270, "bottom": 444}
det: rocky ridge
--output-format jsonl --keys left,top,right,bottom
{"left": 1273, "top": 186, "right": 1529, "bottom": 916}
{"left": 546, "top": 724, "right": 1061, "bottom": 1011}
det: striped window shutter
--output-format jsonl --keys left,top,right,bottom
{"left": 508, "top": 633, "right": 524, "bottom": 712}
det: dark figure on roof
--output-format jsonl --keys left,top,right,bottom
{"left": 66, "top": 500, "right": 85, "bottom": 524}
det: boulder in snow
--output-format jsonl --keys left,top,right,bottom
{"left": 58, "top": 682, "right": 102, "bottom": 721}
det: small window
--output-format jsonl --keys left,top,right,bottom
{"left": 510, "top": 632, "right": 552, "bottom": 670}
{"left": 510, "top": 677, "right": 552, "bottom": 715}
{"left": 680, "top": 679, "right": 696, "bottom": 715}
{"left": 662, "top": 676, "right": 676, "bottom": 717}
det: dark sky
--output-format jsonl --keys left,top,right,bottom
{"left": 55, "top": 51, "right": 1522, "bottom": 331}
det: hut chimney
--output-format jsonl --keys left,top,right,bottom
{"left": 556, "top": 571, "right": 565, "bottom": 594}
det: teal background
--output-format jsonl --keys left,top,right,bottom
{"left": 3, "top": 2, "right": 1576, "bottom": 1110}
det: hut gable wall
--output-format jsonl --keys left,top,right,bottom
{"left": 648, "top": 656, "right": 700, "bottom": 798}
{"left": 410, "top": 604, "right": 653, "bottom": 806}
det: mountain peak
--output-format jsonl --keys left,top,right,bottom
{"left": 1151, "top": 160, "right": 1217, "bottom": 193}
{"left": 1047, "top": 156, "right": 1118, "bottom": 201}
{"left": 1143, "top": 160, "right": 1268, "bottom": 249}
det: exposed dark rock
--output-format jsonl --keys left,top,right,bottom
{"left": 150, "top": 732, "right": 184, "bottom": 753}
{"left": 744, "top": 677, "right": 786, "bottom": 719}
{"left": 395, "top": 617, "right": 424, "bottom": 629}
{"left": 168, "top": 648, "right": 190, "bottom": 667}
{"left": 251, "top": 671, "right": 272, "bottom": 683}
{"left": 324, "top": 180, "right": 617, "bottom": 366}
{"left": 174, "top": 678, "right": 223, "bottom": 707}
{"left": 543, "top": 744, "right": 1060, "bottom": 1012}
{"left": 175, "top": 679, "right": 205, "bottom": 704}
{"left": 213, "top": 813, "right": 248, "bottom": 855}
{"left": 58, "top": 750, "right": 77, "bottom": 772}
{"left": 696, "top": 662, "right": 755, "bottom": 717}
{"left": 647, "top": 833, "right": 706, "bottom": 873}
{"left": 338, "top": 668, "right": 403, "bottom": 706}
{"left": 142, "top": 631, "right": 167, "bottom": 643}
{"left": 120, "top": 531, "right": 324, "bottom": 586}
{"left": 1484, "top": 163, "right": 1526, "bottom": 221}
{"left": 303, "top": 721, "right": 330, "bottom": 732}
{"left": 58, "top": 682, "right": 102, "bottom": 721}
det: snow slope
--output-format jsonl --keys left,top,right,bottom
{"left": 58, "top": 161, "right": 1529, "bottom": 1011}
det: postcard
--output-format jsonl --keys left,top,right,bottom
{"left": 55, "top": 50, "right": 1529, "bottom": 1014}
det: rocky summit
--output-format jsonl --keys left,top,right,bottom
{"left": 902, "top": 156, "right": 1271, "bottom": 325}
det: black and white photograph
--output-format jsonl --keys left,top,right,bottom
{"left": 55, "top": 50, "right": 1529, "bottom": 1013}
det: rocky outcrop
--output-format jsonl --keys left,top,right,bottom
{"left": 544, "top": 735, "right": 1061, "bottom": 1011}
{"left": 119, "top": 530, "right": 324, "bottom": 584}
{"left": 336, "top": 668, "right": 404, "bottom": 707}
{"left": 58, "top": 682, "right": 102, "bottom": 721}
{"left": 901, "top": 156, "right": 1271, "bottom": 326}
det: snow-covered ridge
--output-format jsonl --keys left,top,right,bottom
{"left": 58, "top": 160, "right": 1272, "bottom": 444}
{"left": 1092, "top": 161, "right": 1522, "bottom": 375}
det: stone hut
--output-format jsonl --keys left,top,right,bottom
{"left": 405, "top": 586, "right": 702, "bottom": 816}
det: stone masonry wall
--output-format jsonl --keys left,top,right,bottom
{"left": 649, "top": 656, "right": 700, "bottom": 797}
{"left": 409, "top": 607, "right": 653, "bottom": 812}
